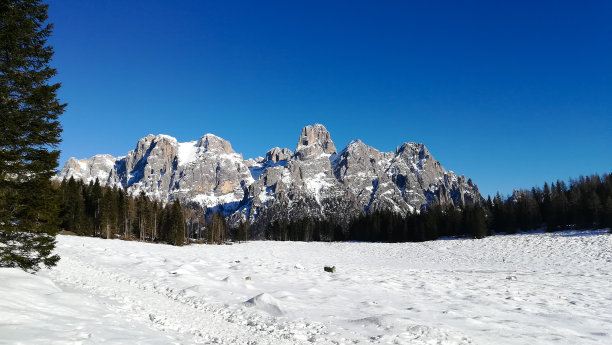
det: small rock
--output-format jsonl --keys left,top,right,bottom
{"left": 324, "top": 266, "right": 336, "bottom": 273}
{"left": 506, "top": 275, "right": 517, "bottom": 281}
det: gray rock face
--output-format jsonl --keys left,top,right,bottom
{"left": 57, "top": 133, "right": 251, "bottom": 208}
{"left": 58, "top": 154, "right": 117, "bottom": 184}
{"left": 294, "top": 124, "right": 337, "bottom": 160}
{"left": 265, "top": 147, "right": 293, "bottom": 163}
{"left": 56, "top": 124, "right": 482, "bottom": 234}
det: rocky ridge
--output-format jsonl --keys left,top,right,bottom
{"left": 56, "top": 124, "right": 482, "bottom": 231}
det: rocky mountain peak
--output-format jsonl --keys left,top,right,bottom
{"left": 297, "top": 124, "right": 336, "bottom": 153}
{"left": 343, "top": 139, "right": 369, "bottom": 153}
{"left": 198, "top": 133, "right": 235, "bottom": 154}
{"left": 396, "top": 142, "right": 430, "bottom": 158}
{"left": 57, "top": 124, "right": 483, "bottom": 235}
{"left": 265, "top": 147, "right": 293, "bottom": 163}
{"left": 294, "top": 124, "right": 337, "bottom": 160}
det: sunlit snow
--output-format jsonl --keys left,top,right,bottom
{"left": 1, "top": 230, "right": 611, "bottom": 344}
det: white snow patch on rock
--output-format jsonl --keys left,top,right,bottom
{"left": 178, "top": 140, "right": 198, "bottom": 166}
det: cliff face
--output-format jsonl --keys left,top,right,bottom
{"left": 56, "top": 124, "right": 482, "bottom": 232}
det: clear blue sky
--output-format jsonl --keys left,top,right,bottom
{"left": 48, "top": 0, "right": 611, "bottom": 198}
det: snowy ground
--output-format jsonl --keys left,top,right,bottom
{"left": 1, "top": 230, "right": 611, "bottom": 345}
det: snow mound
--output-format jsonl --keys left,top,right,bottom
{"left": 243, "top": 293, "right": 285, "bottom": 316}
{"left": 220, "top": 276, "right": 241, "bottom": 285}
{"left": 1, "top": 268, "right": 61, "bottom": 295}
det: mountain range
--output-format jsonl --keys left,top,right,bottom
{"left": 56, "top": 124, "right": 482, "bottom": 231}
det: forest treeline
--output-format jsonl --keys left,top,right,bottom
{"left": 55, "top": 177, "right": 248, "bottom": 246}
{"left": 265, "top": 173, "right": 612, "bottom": 242}
{"left": 487, "top": 173, "right": 612, "bottom": 233}
{"left": 57, "top": 178, "right": 186, "bottom": 245}
{"left": 264, "top": 204, "right": 487, "bottom": 242}
{"left": 56, "top": 173, "right": 612, "bottom": 246}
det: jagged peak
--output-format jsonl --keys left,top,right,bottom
{"left": 88, "top": 154, "right": 117, "bottom": 163}
{"left": 153, "top": 134, "right": 178, "bottom": 144}
{"left": 197, "top": 133, "right": 234, "bottom": 154}
{"left": 338, "top": 139, "right": 383, "bottom": 159}
{"left": 200, "top": 133, "right": 223, "bottom": 140}
{"left": 294, "top": 124, "right": 337, "bottom": 161}
{"left": 296, "top": 123, "right": 336, "bottom": 154}
{"left": 347, "top": 139, "right": 364, "bottom": 147}
{"left": 396, "top": 142, "right": 430, "bottom": 157}
{"left": 133, "top": 134, "right": 178, "bottom": 155}
{"left": 64, "top": 154, "right": 115, "bottom": 166}
{"left": 139, "top": 133, "right": 175, "bottom": 142}
{"left": 345, "top": 139, "right": 370, "bottom": 151}
{"left": 264, "top": 147, "right": 293, "bottom": 163}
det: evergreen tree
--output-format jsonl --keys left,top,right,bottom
{"left": 170, "top": 200, "right": 185, "bottom": 246}
{"left": 117, "top": 189, "right": 129, "bottom": 238}
{"left": 0, "top": 0, "right": 65, "bottom": 271}
{"left": 458, "top": 205, "right": 487, "bottom": 239}
{"left": 208, "top": 212, "right": 227, "bottom": 243}
{"left": 99, "top": 187, "right": 118, "bottom": 239}
{"left": 235, "top": 220, "right": 249, "bottom": 243}
{"left": 60, "top": 177, "right": 87, "bottom": 234}
{"left": 603, "top": 197, "right": 612, "bottom": 229}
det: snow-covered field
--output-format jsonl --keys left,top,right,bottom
{"left": 1, "top": 230, "right": 611, "bottom": 345}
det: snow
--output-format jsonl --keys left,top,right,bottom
{"left": 0, "top": 267, "right": 178, "bottom": 344}
{"left": 77, "top": 159, "right": 88, "bottom": 172}
{"left": 155, "top": 134, "right": 178, "bottom": 143}
{"left": 200, "top": 133, "right": 223, "bottom": 141}
{"left": 177, "top": 140, "right": 198, "bottom": 166}
{"left": 304, "top": 172, "right": 334, "bottom": 203}
{"left": 191, "top": 192, "right": 242, "bottom": 208}
{"left": 1, "top": 230, "right": 611, "bottom": 344}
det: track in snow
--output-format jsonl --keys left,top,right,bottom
{"left": 20, "top": 230, "right": 612, "bottom": 344}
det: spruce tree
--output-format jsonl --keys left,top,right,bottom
{"left": 0, "top": 0, "right": 65, "bottom": 272}
{"left": 170, "top": 200, "right": 185, "bottom": 246}
{"left": 603, "top": 197, "right": 612, "bottom": 229}
{"left": 99, "top": 188, "right": 118, "bottom": 239}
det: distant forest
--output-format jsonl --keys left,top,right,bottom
{"left": 268, "top": 173, "right": 612, "bottom": 242}
{"left": 56, "top": 178, "right": 186, "bottom": 245}
{"left": 55, "top": 178, "right": 238, "bottom": 246}
{"left": 56, "top": 172, "right": 612, "bottom": 246}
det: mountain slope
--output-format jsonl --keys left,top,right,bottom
{"left": 56, "top": 124, "right": 481, "bottom": 229}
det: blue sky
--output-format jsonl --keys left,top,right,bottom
{"left": 48, "top": 1, "right": 611, "bottom": 198}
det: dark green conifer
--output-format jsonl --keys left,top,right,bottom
{"left": 170, "top": 200, "right": 185, "bottom": 245}
{"left": 0, "top": 0, "right": 65, "bottom": 271}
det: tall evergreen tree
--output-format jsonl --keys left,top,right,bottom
{"left": 0, "top": 0, "right": 65, "bottom": 271}
{"left": 99, "top": 187, "right": 118, "bottom": 239}
{"left": 208, "top": 212, "right": 227, "bottom": 244}
{"left": 60, "top": 177, "right": 86, "bottom": 234}
{"left": 170, "top": 200, "right": 185, "bottom": 246}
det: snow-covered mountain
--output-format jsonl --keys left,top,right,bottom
{"left": 56, "top": 124, "right": 481, "bottom": 228}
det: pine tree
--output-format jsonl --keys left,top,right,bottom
{"left": 235, "top": 220, "right": 249, "bottom": 243}
{"left": 170, "top": 200, "right": 185, "bottom": 246}
{"left": 464, "top": 205, "right": 487, "bottom": 239}
{"left": 60, "top": 177, "right": 87, "bottom": 234}
{"left": 603, "top": 197, "right": 612, "bottom": 229}
{"left": 117, "top": 189, "right": 129, "bottom": 238}
{"left": 0, "top": 0, "right": 65, "bottom": 272}
{"left": 99, "top": 188, "right": 118, "bottom": 239}
{"left": 209, "top": 212, "right": 227, "bottom": 244}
